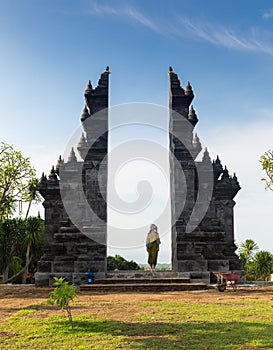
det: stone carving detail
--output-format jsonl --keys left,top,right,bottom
{"left": 36, "top": 68, "right": 110, "bottom": 286}
{"left": 36, "top": 67, "right": 241, "bottom": 286}
{"left": 169, "top": 67, "right": 242, "bottom": 283}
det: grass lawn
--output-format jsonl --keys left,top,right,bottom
{"left": 0, "top": 293, "right": 273, "bottom": 350}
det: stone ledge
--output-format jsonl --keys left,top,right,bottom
{"left": 80, "top": 282, "right": 207, "bottom": 293}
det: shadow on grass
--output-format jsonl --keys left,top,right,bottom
{"left": 24, "top": 303, "right": 93, "bottom": 312}
{"left": 47, "top": 318, "right": 273, "bottom": 349}
{"left": 3, "top": 310, "right": 273, "bottom": 349}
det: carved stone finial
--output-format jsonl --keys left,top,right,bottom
{"left": 169, "top": 66, "right": 173, "bottom": 72}
{"left": 77, "top": 133, "right": 87, "bottom": 152}
{"left": 202, "top": 147, "right": 211, "bottom": 164}
{"left": 105, "top": 66, "right": 109, "bottom": 72}
{"left": 192, "top": 132, "right": 199, "bottom": 142}
{"left": 55, "top": 155, "right": 62, "bottom": 175}
{"left": 216, "top": 167, "right": 241, "bottom": 199}
{"left": 85, "top": 80, "right": 92, "bottom": 95}
{"left": 192, "top": 133, "right": 202, "bottom": 158}
{"left": 81, "top": 105, "right": 90, "bottom": 121}
{"left": 67, "top": 147, "right": 77, "bottom": 163}
{"left": 188, "top": 105, "right": 196, "bottom": 119}
{"left": 222, "top": 166, "right": 230, "bottom": 178}
{"left": 185, "top": 81, "right": 193, "bottom": 95}
{"left": 39, "top": 172, "right": 47, "bottom": 184}
{"left": 213, "top": 155, "right": 223, "bottom": 180}
{"left": 77, "top": 133, "right": 88, "bottom": 160}
{"left": 188, "top": 105, "right": 198, "bottom": 126}
{"left": 192, "top": 133, "right": 201, "bottom": 148}
{"left": 231, "top": 173, "right": 240, "bottom": 186}
{"left": 78, "top": 132, "right": 87, "bottom": 148}
{"left": 48, "top": 165, "right": 58, "bottom": 181}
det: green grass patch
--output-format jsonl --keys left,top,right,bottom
{"left": 0, "top": 300, "right": 273, "bottom": 349}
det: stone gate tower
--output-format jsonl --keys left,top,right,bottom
{"left": 36, "top": 67, "right": 242, "bottom": 286}
{"left": 169, "top": 67, "right": 242, "bottom": 282}
{"left": 35, "top": 68, "right": 110, "bottom": 286}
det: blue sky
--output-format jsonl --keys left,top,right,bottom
{"left": 1, "top": 0, "right": 273, "bottom": 263}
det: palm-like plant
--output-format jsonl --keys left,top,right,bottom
{"left": 22, "top": 217, "right": 44, "bottom": 283}
{"left": 1, "top": 216, "right": 44, "bottom": 284}
{"left": 238, "top": 239, "right": 259, "bottom": 272}
{"left": 24, "top": 178, "right": 41, "bottom": 218}
{"left": 0, "top": 218, "right": 25, "bottom": 282}
{"left": 252, "top": 251, "right": 273, "bottom": 281}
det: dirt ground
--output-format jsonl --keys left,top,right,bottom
{"left": 1, "top": 284, "right": 273, "bottom": 324}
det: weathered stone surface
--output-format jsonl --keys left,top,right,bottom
{"left": 35, "top": 272, "right": 51, "bottom": 286}
{"left": 207, "top": 259, "right": 230, "bottom": 271}
{"left": 36, "top": 67, "right": 242, "bottom": 286}
{"left": 52, "top": 261, "right": 75, "bottom": 273}
{"left": 177, "top": 259, "right": 208, "bottom": 271}
{"left": 37, "top": 261, "right": 52, "bottom": 273}
{"left": 169, "top": 67, "right": 242, "bottom": 281}
{"left": 36, "top": 68, "right": 109, "bottom": 286}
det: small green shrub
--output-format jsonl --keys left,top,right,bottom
{"left": 47, "top": 277, "right": 77, "bottom": 328}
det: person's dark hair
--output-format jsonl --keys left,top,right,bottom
{"left": 150, "top": 224, "right": 157, "bottom": 232}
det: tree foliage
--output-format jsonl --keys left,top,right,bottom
{"left": 0, "top": 216, "right": 44, "bottom": 283}
{"left": 238, "top": 239, "right": 273, "bottom": 281}
{"left": 260, "top": 150, "right": 273, "bottom": 192}
{"left": 107, "top": 255, "right": 141, "bottom": 271}
{"left": 238, "top": 239, "right": 259, "bottom": 272}
{"left": 23, "top": 177, "right": 42, "bottom": 218}
{"left": 252, "top": 251, "right": 273, "bottom": 281}
{"left": 22, "top": 216, "right": 44, "bottom": 283}
{"left": 0, "top": 217, "right": 26, "bottom": 281}
{"left": 0, "top": 143, "right": 36, "bottom": 219}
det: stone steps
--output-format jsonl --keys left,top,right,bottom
{"left": 95, "top": 277, "right": 191, "bottom": 284}
{"left": 106, "top": 270, "right": 178, "bottom": 279}
{"left": 80, "top": 282, "right": 207, "bottom": 293}
{"left": 80, "top": 270, "right": 207, "bottom": 292}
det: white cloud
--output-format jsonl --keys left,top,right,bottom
{"left": 85, "top": 3, "right": 273, "bottom": 57}
{"left": 125, "top": 7, "right": 158, "bottom": 31}
{"left": 263, "top": 9, "right": 273, "bottom": 19}
{"left": 177, "top": 17, "right": 273, "bottom": 56}
{"left": 87, "top": 1, "right": 158, "bottom": 31}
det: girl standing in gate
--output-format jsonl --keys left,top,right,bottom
{"left": 146, "top": 224, "right": 161, "bottom": 273}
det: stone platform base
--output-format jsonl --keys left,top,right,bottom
{"left": 80, "top": 282, "right": 207, "bottom": 293}
{"left": 35, "top": 270, "right": 213, "bottom": 287}
{"left": 106, "top": 270, "right": 177, "bottom": 279}
{"left": 79, "top": 270, "right": 207, "bottom": 293}
{"left": 35, "top": 271, "right": 106, "bottom": 287}
{"left": 177, "top": 272, "right": 211, "bottom": 284}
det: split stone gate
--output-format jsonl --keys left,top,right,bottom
{"left": 35, "top": 67, "right": 242, "bottom": 286}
